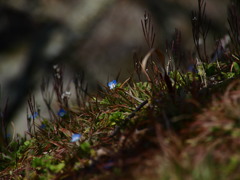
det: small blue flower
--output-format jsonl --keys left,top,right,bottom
{"left": 57, "top": 108, "right": 66, "bottom": 117}
{"left": 108, "top": 80, "right": 117, "bottom": 90}
{"left": 28, "top": 112, "right": 38, "bottom": 119}
{"left": 71, "top": 133, "right": 81, "bottom": 142}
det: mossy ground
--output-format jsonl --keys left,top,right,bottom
{"left": 1, "top": 62, "right": 240, "bottom": 180}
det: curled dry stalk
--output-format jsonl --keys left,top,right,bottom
{"left": 141, "top": 12, "right": 157, "bottom": 74}
{"left": 134, "top": 13, "right": 157, "bottom": 81}
{"left": 140, "top": 12, "right": 165, "bottom": 78}
{"left": 191, "top": 0, "right": 210, "bottom": 63}
{"left": 140, "top": 12, "right": 176, "bottom": 98}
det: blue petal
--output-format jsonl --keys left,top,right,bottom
{"left": 57, "top": 108, "right": 66, "bottom": 117}
{"left": 108, "top": 80, "right": 117, "bottom": 89}
{"left": 71, "top": 133, "right": 81, "bottom": 142}
{"left": 28, "top": 112, "right": 38, "bottom": 119}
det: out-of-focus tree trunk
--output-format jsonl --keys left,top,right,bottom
{"left": 0, "top": 0, "right": 117, "bottom": 136}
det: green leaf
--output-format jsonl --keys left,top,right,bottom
{"left": 49, "top": 162, "right": 65, "bottom": 173}
{"left": 233, "top": 62, "right": 240, "bottom": 74}
{"left": 80, "top": 142, "right": 91, "bottom": 153}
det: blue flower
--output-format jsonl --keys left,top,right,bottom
{"left": 28, "top": 112, "right": 38, "bottom": 119}
{"left": 71, "top": 133, "right": 81, "bottom": 142}
{"left": 108, "top": 80, "right": 117, "bottom": 90}
{"left": 57, "top": 108, "right": 66, "bottom": 117}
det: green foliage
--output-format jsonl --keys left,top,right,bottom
{"left": 232, "top": 62, "right": 240, "bottom": 74}
{"left": 109, "top": 111, "right": 126, "bottom": 126}
{"left": 16, "top": 139, "right": 35, "bottom": 159}
{"left": 78, "top": 141, "right": 95, "bottom": 158}
{"left": 32, "top": 155, "right": 65, "bottom": 174}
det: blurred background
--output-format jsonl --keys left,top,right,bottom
{"left": 0, "top": 0, "right": 229, "bottom": 136}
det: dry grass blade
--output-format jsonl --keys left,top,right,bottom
{"left": 120, "top": 77, "right": 131, "bottom": 88}
{"left": 141, "top": 48, "right": 155, "bottom": 81}
{"left": 59, "top": 127, "right": 72, "bottom": 138}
